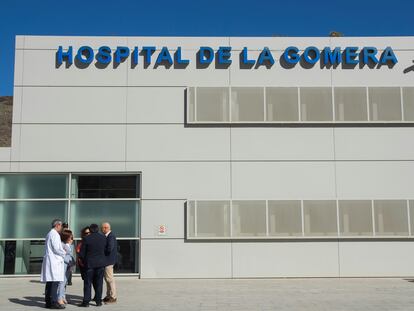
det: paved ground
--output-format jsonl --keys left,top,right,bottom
{"left": 1, "top": 277, "right": 414, "bottom": 310}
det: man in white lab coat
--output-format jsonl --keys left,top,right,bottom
{"left": 40, "top": 219, "right": 66, "bottom": 309}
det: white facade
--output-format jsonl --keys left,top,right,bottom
{"left": 1, "top": 35, "right": 414, "bottom": 277}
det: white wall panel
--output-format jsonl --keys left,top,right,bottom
{"left": 126, "top": 162, "right": 231, "bottom": 200}
{"left": 127, "top": 52, "right": 230, "bottom": 87}
{"left": 232, "top": 162, "right": 336, "bottom": 199}
{"left": 140, "top": 239, "right": 232, "bottom": 278}
{"left": 12, "top": 87, "right": 22, "bottom": 124}
{"left": 15, "top": 35, "right": 24, "bottom": 49}
{"left": 14, "top": 49, "right": 24, "bottom": 86}
{"left": 232, "top": 242, "right": 339, "bottom": 277}
{"left": 20, "top": 87, "right": 127, "bottom": 123}
{"left": 334, "top": 128, "right": 414, "bottom": 160}
{"left": 336, "top": 161, "right": 414, "bottom": 199}
{"left": 141, "top": 200, "right": 185, "bottom": 239}
{"left": 0, "top": 162, "right": 10, "bottom": 172}
{"left": 127, "top": 36, "right": 230, "bottom": 51}
{"left": 0, "top": 148, "right": 11, "bottom": 162}
{"left": 329, "top": 36, "right": 414, "bottom": 51}
{"left": 13, "top": 161, "right": 126, "bottom": 173}
{"left": 19, "top": 124, "right": 126, "bottom": 161}
{"left": 126, "top": 125, "right": 230, "bottom": 161}
{"left": 231, "top": 128, "right": 334, "bottom": 161}
{"left": 21, "top": 50, "right": 128, "bottom": 86}
{"left": 331, "top": 51, "right": 414, "bottom": 87}
{"left": 23, "top": 36, "right": 128, "bottom": 50}
{"left": 339, "top": 242, "right": 414, "bottom": 277}
{"left": 229, "top": 37, "right": 331, "bottom": 51}
{"left": 229, "top": 50, "right": 332, "bottom": 87}
{"left": 10, "top": 124, "right": 21, "bottom": 162}
{"left": 127, "top": 87, "right": 185, "bottom": 123}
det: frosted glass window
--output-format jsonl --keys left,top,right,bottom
{"left": 339, "top": 200, "right": 373, "bottom": 236}
{"left": 268, "top": 200, "right": 302, "bottom": 236}
{"left": 70, "top": 201, "right": 139, "bottom": 238}
{"left": 303, "top": 200, "right": 337, "bottom": 236}
{"left": 231, "top": 87, "right": 264, "bottom": 122}
{"left": 188, "top": 87, "right": 195, "bottom": 122}
{"left": 232, "top": 200, "right": 266, "bottom": 237}
{"left": 374, "top": 200, "right": 408, "bottom": 236}
{"left": 196, "top": 87, "right": 229, "bottom": 122}
{"left": 195, "top": 201, "right": 230, "bottom": 237}
{"left": 369, "top": 87, "right": 402, "bottom": 121}
{"left": 0, "top": 174, "right": 68, "bottom": 199}
{"left": 0, "top": 201, "right": 67, "bottom": 239}
{"left": 334, "top": 88, "right": 368, "bottom": 121}
{"left": 266, "top": 87, "right": 299, "bottom": 121}
{"left": 300, "top": 88, "right": 333, "bottom": 121}
{"left": 403, "top": 87, "right": 414, "bottom": 121}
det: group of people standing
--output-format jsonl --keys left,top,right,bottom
{"left": 40, "top": 219, "right": 118, "bottom": 309}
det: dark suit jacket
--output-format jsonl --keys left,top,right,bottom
{"left": 105, "top": 232, "right": 117, "bottom": 266}
{"left": 80, "top": 232, "right": 107, "bottom": 269}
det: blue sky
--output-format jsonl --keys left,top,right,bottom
{"left": 0, "top": 0, "right": 413, "bottom": 95}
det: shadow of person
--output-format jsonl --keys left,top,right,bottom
{"left": 66, "top": 294, "right": 84, "bottom": 304}
{"left": 9, "top": 296, "right": 45, "bottom": 308}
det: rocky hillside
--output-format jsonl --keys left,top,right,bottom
{"left": 0, "top": 96, "right": 12, "bottom": 147}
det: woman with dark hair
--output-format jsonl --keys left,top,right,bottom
{"left": 76, "top": 227, "right": 90, "bottom": 280}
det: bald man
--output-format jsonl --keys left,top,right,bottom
{"left": 101, "top": 222, "right": 117, "bottom": 304}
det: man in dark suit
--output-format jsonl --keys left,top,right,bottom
{"left": 101, "top": 222, "right": 118, "bottom": 304}
{"left": 79, "top": 223, "right": 107, "bottom": 307}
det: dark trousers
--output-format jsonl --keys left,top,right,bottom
{"left": 83, "top": 267, "right": 104, "bottom": 304}
{"left": 45, "top": 281, "right": 59, "bottom": 306}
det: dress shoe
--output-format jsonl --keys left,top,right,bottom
{"left": 102, "top": 297, "right": 110, "bottom": 302}
{"left": 96, "top": 302, "right": 103, "bottom": 307}
{"left": 50, "top": 303, "right": 65, "bottom": 309}
{"left": 78, "top": 302, "right": 89, "bottom": 307}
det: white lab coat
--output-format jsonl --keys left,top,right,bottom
{"left": 40, "top": 228, "right": 66, "bottom": 283}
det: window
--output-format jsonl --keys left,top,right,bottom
{"left": 268, "top": 200, "right": 302, "bottom": 236}
{"left": 0, "top": 173, "right": 141, "bottom": 275}
{"left": 374, "top": 200, "right": 408, "bottom": 236}
{"left": 232, "top": 200, "right": 267, "bottom": 237}
{"left": 334, "top": 87, "right": 368, "bottom": 121}
{"left": 195, "top": 87, "right": 229, "bottom": 122}
{"left": 187, "top": 201, "right": 230, "bottom": 237}
{"left": 303, "top": 200, "right": 337, "bottom": 236}
{"left": 193, "top": 201, "right": 230, "bottom": 237}
{"left": 231, "top": 87, "right": 264, "bottom": 122}
{"left": 71, "top": 175, "right": 139, "bottom": 198}
{"left": 0, "top": 240, "right": 45, "bottom": 275}
{"left": 266, "top": 87, "right": 299, "bottom": 121}
{"left": 70, "top": 200, "right": 139, "bottom": 238}
{"left": 0, "top": 174, "right": 67, "bottom": 199}
{"left": 300, "top": 87, "right": 333, "bottom": 121}
{"left": 338, "top": 200, "right": 373, "bottom": 236}
{"left": 0, "top": 201, "right": 67, "bottom": 239}
{"left": 369, "top": 87, "right": 402, "bottom": 121}
{"left": 403, "top": 87, "right": 414, "bottom": 121}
